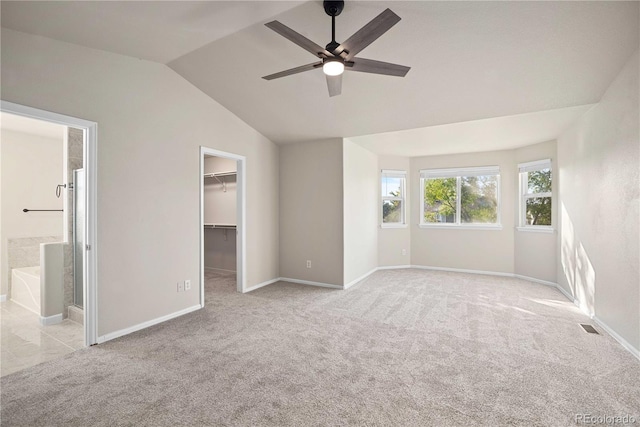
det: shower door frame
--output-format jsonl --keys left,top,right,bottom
{"left": 1, "top": 100, "right": 98, "bottom": 346}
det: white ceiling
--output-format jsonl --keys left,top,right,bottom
{"left": 348, "top": 104, "right": 594, "bottom": 157}
{"left": 1, "top": 112, "right": 66, "bottom": 140}
{"left": 2, "top": 1, "right": 639, "bottom": 155}
{"left": 0, "top": 1, "right": 304, "bottom": 64}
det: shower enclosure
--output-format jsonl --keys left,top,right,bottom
{"left": 73, "top": 169, "right": 84, "bottom": 308}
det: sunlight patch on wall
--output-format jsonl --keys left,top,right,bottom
{"left": 560, "top": 202, "right": 597, "bottom": 317}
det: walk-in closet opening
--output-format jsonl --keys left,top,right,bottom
{"left": 200, "top": 147, "right": 246, "bottom": 303}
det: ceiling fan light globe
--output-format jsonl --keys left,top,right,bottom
{"left": 323, "top": 60, "right": 344, "bottom": 76}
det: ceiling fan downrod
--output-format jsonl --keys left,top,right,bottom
{"left": 324, "top": 1, "right": 344, "bottom": 53}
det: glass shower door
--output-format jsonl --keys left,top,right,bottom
{"left": 73, "top": 169, "right": 84, "bottom": 308}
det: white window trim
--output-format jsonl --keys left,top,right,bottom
{"left": 419, "top": 166, "right": 501, "bottom": 228}
{"left": 420, "top": 224, "right": 503, "bottom": 230}
{"left": 518, "top": 159, "right": 552, "bottom": 228}
{"left": 516, "top": 226, "right": 555, "bottom": 233}
{"left": 381, "top": 169, "right": 407, "bottom": 228}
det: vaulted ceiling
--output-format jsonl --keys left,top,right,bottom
{"left": 2, "top": 1, "right": 638, "bottom": 155}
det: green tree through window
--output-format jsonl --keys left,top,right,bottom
{"left": 423, "top": 178, "right": 456, "bottom": 223}
{"left": 523, "top": 168, "right": 552, "bottom": 226}
{"left": 421, "top": 167, "right": 500, "bottom": 225}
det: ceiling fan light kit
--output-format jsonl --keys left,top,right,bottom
{"left": 262, "top": 0, "right": 410, "bottom": 97}
{"left": 323, "top": 58, "right": 344, "bottom": 76}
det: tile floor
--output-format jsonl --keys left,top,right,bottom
{"left": 1, "top": 300, "right": 84, "bottom": 377}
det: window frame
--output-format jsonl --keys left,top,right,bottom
{"left": 380, "top": 169, "right": 407, "bottom": 228}
{"left": 518, "top": 159, "right": 553, "bottom": 232}
{"left": 419, "top": 166, "right": 502, "bottom": 229}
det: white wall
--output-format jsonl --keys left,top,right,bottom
{"left": 410, "top": 150, "right": 517, "bottom": 273}
{"left": 343, "top": 140, "right": 378, "bottom": 285}
{"left": 514, "top": 140, "right": 557, "bottom": 283}
{"left": 279, "top": 138, "right": 343, "bottom": 286}
{"left": 0, "top": 128, "right": 64, "bottom": 295}
{"left": 378, "top": 155, "right": 411, "bottom": 267}
{"left": 1, "top": 29, "right": 280, "bottom": 337}
{"left": 557, "top": 50, "right": 639, "bottom": 352}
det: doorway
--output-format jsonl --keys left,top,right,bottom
{"left": 200, "top": 147, "right": 246, "bottom": 305}
{"left": 1, "top": 101, "right": 98, "bottom": 349}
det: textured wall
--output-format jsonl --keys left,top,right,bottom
{"left": 343, "top": 140, "right": 378, "bottom": 284}
{"left": 279, "top": 139, "right": 344, "bottom": 286}
{"left": 2, "top": 29, "right": 280, "bottom": 337}
{"left": 557, "top": 50, "right": 639, "bottom": 352}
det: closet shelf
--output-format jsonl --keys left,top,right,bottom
{"left": 204, "top": 171, "right": 236, "bottom": 192}
{"left": 203, "top": 171, "right": 236, "bottom": 179}
{"left": 204, "top": 223, "right": 236, "bottom": 230}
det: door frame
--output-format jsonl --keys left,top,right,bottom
{"left": 200, "top": 146, "right": 246, "bottom": 302}
{"left": 1, "top": 100, "right": 98, "bottom": 346}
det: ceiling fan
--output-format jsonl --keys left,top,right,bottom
{"left": 262, "top": 0, "right": 410, "bottom": 97}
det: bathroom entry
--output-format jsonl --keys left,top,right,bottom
{"left": 0, "top": 101, "right": 99, "bottom": 352}
{"left": 0, "top": 110, "right": 92, "bottom": 376}
{"left": 200, "top": 147, "right": 246, "bottom": 301}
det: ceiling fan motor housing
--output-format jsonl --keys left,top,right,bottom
{"left": 326, "top": 40, "right": 341, "bottom": 53}
{"left": 324, "top": 1, "right": 344, "bottom": 17}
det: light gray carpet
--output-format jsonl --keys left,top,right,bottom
{"left": 1, "top": 269, "right": 638, "bottom": 426}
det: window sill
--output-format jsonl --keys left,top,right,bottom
{"left": 516, "top": 226, "right": 555, "bottom": 234}
{"left": 418, "top": 224, "right": 503, "bottom": 231}
{"left": 381, "top": 224, "right": 408, "bottom": 229}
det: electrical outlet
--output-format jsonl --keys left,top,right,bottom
{"left": 306, "top": 260, "right": 312, "bottom": 268}
{"left": 177, "top": 282, "right": 184, "bottom": 292}
{"left": 184, "top": 280, "right": 191, "bottom": 291}
{"left": 401, "top": 249, "right": 407, "bottom": 256}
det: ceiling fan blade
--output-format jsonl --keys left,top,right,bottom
{"left": 337, "top": 9, "right": 401, "bottom": 60}
{"left": 265, "top": 21, "right": 333, "bottom": 58}
{"left": 326, "top": 74, "right": 342, "bottom": 97}
{"left": 262, "top": 62, "right": 323, "bottom": 80}
{"left": 347, "top": 57, "right": 410, "bottom": 77}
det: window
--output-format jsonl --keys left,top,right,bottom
{"left": 381, "top": 170, "right": 406, "bottom": 227}
{"left": 420, "top": 166, "right": 500, "bottom": 227}
{"left": 519, "top": 159, "right": 552, "bottom": 229}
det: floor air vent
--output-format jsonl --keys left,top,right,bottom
{"left": 580, "top": 324, "right": 599, "bottom": 334}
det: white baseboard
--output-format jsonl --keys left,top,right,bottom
{"left": 552, "top": 284, "right": 639, "bottom": 361}
{"left": 97, "top": 304, "right": 201, "bottom": 344}
{"left": 344, "top": 267, "right": 378, "bottom": 290}
{"left": 279, "top": 277, "right": 342, "bottom": 289}
{"left": 513, "top": 274, "right": 557, "bottom": 287}
{"left": 377, "top": 265, "right": 412, "bottom": 270}
{"left": 592, "top": 315, "right": 640, "bottom": 361}
{"left": 554, "top": 283, "right": 575, "bottom": 302}
{"left": 39, "top": 313, "right": 63, "bottom": 326}
{"left": 244, "top": 277, "right": 280, "bottom": 293}
{"left": 410, "top": 264, "right": 513, "bottom": 277}
{"left": 0, "top": 294, "right": 6, "bottom": 302}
